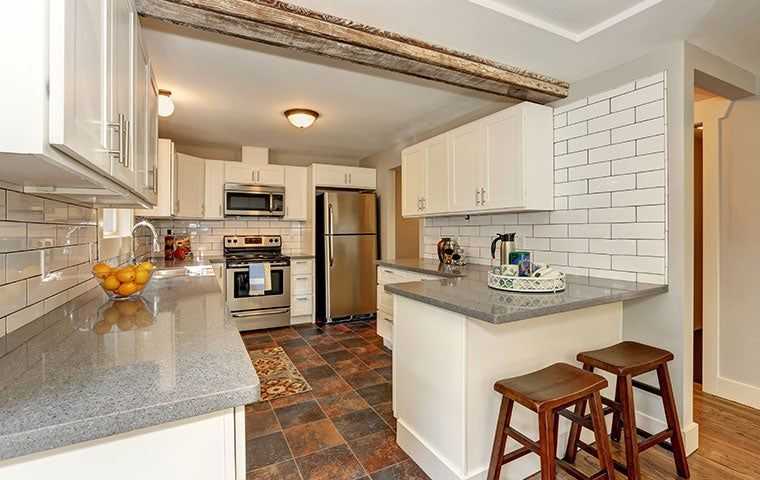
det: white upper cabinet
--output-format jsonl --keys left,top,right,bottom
{"left": 175, "top": 153, "right": 205, "bottom": 218}
{"left": 224, "top": 163, "right": 285, "bottom": 186}
{"left": 145, "top": 66, "right": 159, "bottom": 202}
{"left": 401, "top": 134, "right": 448, "bottom": 217}
{"left": 284, "top": 166, "right": 308, "bottom": 221}
{"left": 0, "top": 0, "right": 158, "bottom": 207}
{"left": 313, "top": 164, "right": 376, "bottom": 189}
{"left": 204, "top": 160, "right": 225, "bottom": 219}
{"left": 403, "top": 102, "right": 553, "bottom": 217}
{"left": 48, "top": 0, "right": 109, "bottom": 174}
{"left": 135, "top": 139, "right": 174, "bottom": 217}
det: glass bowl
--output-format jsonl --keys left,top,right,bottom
{"left": 91, "top": 261, "right": 156, "bottom": 300}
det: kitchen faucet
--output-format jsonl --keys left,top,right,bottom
{"left": 131, "top": 219, "right": 160, "bottom": 262}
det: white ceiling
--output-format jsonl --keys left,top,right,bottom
{"left": 141, "top": 19, "right": 507, "bottom": 161}
{"left": 466, "top": 0, "right": 663, "bottom": 41}
{"left": 142, "top": 0, "right": 760, "bottom": 162}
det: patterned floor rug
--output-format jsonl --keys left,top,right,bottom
{"left": 249, "top": 346, "right": 312, "bottom": 401}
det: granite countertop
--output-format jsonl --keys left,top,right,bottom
{"left": 381, "top": 259, "right": 668, "bottom": 324}
{"left": 377, "top": 258, "right": 467, "bottom": 278}
{"left": 0, "top": 272, "right": 259, "bottom": 462}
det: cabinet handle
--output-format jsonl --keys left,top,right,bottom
{"left": 252, "top": 170, "right": 256, "bottom": 182}
{"left": 480, "top": 187, "right": 486, "bottom": 205}
{"left": 123, "top": 118, "right": 130, "bottom": 169}
{"left": 422, "top": 197, "right": 426, "bottom": 210}
{"left": 349, "top": 173, "right": 352, "bottom": 184}
{"left": 153, "top": 167, "right": 158, "bottom": 194}
{"left": 105, "top": 119, "right": 122, "bottom": 163}
{"left": 219, "top": 204, "right": 222, "bottom": 217}
{"left": 296, "top": 297, "right": 309, "bottom": 301}
{"left": 475, "top": 189, "right": 481, "bottom": 206}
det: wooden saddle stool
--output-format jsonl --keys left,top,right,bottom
{"left": 487, "top": 363, "right": 616, "bottom": 480}
{"left": 564, "top": 341, "right": 691, "bottom": 480}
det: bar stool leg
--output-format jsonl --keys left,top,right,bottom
{"left": 620, "top": 374, "right": 641, "bottom": 480}
{"left": 657, "top": 364, "right": 691, "bottom": 478}
{"left": 563, "top": 364, "right": 593, "bottom": 463}
{"left": 610, "top": 379, "right": 624, "bottom": 442}
{"left": 589, "top": 391, "right": 616, "bottom": 480}
{"left": 538, "top": 411, "right": 557, "bottom": 480}
{"left": 487, "top": 398, "right": 514, "bottom": 480}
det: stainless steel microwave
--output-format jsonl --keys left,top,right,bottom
{"left": 224, "top": 183, "right": 285, "bottom": 217}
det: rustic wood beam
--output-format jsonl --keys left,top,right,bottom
{"left": 135, "top": 0, "right": 569, "bottom": 103}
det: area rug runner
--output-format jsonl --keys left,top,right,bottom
{"left": 249, "top": 346, "right": 311, "bottom": 401}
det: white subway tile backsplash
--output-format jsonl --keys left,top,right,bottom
{"left": 636, "top": 135, "right": 665, "bottom": 155}
{"left": 588, "top": 109, "right": 635, "bottom": 133}
{"left": 423, "top": 72, "right": 667, "bottom": 283}
{"left": 555, "top": 151, "right": 588, "bottom": 169}
{"left": 590, "top": 239, "right": 636, "bottom": 255}
{"left": 570, "top": 253, "right": 611, "bottom": 269}
{"left": 636, "top": 170, "right": 665, "bottom": 188}
{"left": 6, "top": 302, "right": 44, "bottom": 334}
{"left": 551, "top": 238, "right": 588, "bottom": 253}
{"left": 567, "top": 100, "right": 610, "bottom": 125}
{"left": 568, "top": 162, "right": 610, "bottom": 181}
{"left": 6, "top": 251, "right": 41, "bottom": 282}
{"left": 555, "top": 122, "right": 588, "bottom": 142}
{"left": 7, "top": 191, "right": 44, "bottom": 222}
{"left": 555, "top": 181, "right": 587, "bottom": 196}
{"left": 44, "top": 200, "right": 68, "bottom": 223}
{"left": 588, "top": 141, "right": 636, "bottom": 163}
{"left": 611, "top": 223, "right": 665, "bottom": 239}
{"left": 589, "top": 174, "right": 636, "bottom": 193}
{"left": 611, "top": 117, "right": 665, "bottom": 143}
{"left": 612, "top": 187, "right": 664, "bottom": 207}
{"left": 28, "top": 224, "right": 56, "bottom": 249}
{"left": 0, "top": 281, "right": 26, "bottom": 318}
{"left": 612, "top": 152, "right": 665, "bottom": 175}
{"left": 588, "top": 207, "right": 636, "bottom": 224}
{"left": 0, "top": 222, "right": 27, "bottom": 253}
{"left": 612, "top": 255, "right": 665, "bottom": 274}
{"left": 568, "top": 131, "right": 611, "bottom": 153}
{"left": 611, "top": 83, "right": 664, "bottom": 112}
{"left": 636, "top": 100, "right": 664, "bottom": 122}
{"left": 637, "top": 205, "right": 666, "bottom": 222}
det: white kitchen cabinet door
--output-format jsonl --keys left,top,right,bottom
{"left": 48, "top": 0, "right": 110, "bottom": 174}
{"left": 145, "top": 66, "right": 159, "bottom": 201}
{"left": 204, "top": 160, "right": 225, "bottom": 219}
{"left": 256, "top": 165, "right": 285, "bottom": 186}
{"left": 224, "top": 163, "right": 255, "bottom": 184}
{"left": 175, "top": 153, "right": 205, "bottom": 218}
{"left": 482, "top": 108, "right": 524, "bottom": 210}
{"left": 313, "top": 164, "right": 349, "bottom": 188}
{"left": 284, "top": 166, "right": 308, "bottom": 221}
{"left": 345, "top": 167, "right": 376, "bottom": 189}
{"left": 131, "top": 29, "right": 149, "bottom": 199}
{"left": 107, "top": 0, "right": 134, "bottom": 187}
{"left": 135, "top": 139, "right": 172, "bottom": 217}
{"left": 424, "top": 135, "right": 449, "bottom": 214}
{"left": 448, "top": 123, "right": 484, "bottom": 213}
{"left": 401, "top": 145, "right": 425, "bottom": 217}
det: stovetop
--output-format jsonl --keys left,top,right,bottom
{"left": 223, "top": 234, "right": 288, "bottom": 265}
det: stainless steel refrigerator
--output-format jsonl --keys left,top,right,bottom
{"left": 317, "top": 190, "right": 377, "bottom": 322}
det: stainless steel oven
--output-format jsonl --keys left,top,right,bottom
{"left": 224, "top": 183, "right": 285, "bottom": 217}
{"left": 224, "top": 235, "right": 291, "bottom": 331}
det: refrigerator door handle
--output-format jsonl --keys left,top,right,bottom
{"left": 328, "top": 203, "right": 335, "bottom": 267}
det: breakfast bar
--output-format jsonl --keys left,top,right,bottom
{"left": 381, "top": 261, "right": 666, "bottom": 480}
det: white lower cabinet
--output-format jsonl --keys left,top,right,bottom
{"left": 376, "top": 266, "right": 438, "bottom": 349}
{"left": 290, "top": 258, "right": 314, "bottom": 324}
{"left": 0, "top": 408, "right": 245, "bottom": 480}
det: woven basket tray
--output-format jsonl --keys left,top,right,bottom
{"left": 487, "top": 264, "right": 566, "bottom": 293}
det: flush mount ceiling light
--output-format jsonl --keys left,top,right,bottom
{"left": 158, "top": 89, "right": 175, "bottom": 117}
{"left": 284, "top": 109, "right": 319, "bottom": 129}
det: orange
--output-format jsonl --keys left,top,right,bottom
{"left": 102, "top": 275, "right": 120, "bottom": 291}
{"left": 92, "top": 263, "right": 112, "bottom": 279}
{"left": 137, "top": 261, "right": 155, "bottom": 271}
{"left": 116, "top": 268, "right": 136, "bottom": 283}
{"left": 134, "top": 269, "right": 151, "bottom": 285}
{"left": 117, "top": 282, "right": 138, "bottom": 297}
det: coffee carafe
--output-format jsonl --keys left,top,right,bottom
{"left": 490, "top": 233, "right": 516, "bottom": 266}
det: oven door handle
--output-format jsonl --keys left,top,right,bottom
{"left": 230, "top": 307, "right": 291, "bottom": 318}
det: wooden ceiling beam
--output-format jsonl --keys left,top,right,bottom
{"left": 135, "top": 0, "right": 569, "bottom": 103}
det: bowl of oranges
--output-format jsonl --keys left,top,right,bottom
{"left": 92, "top": 261, "right": 156, "bottom": 299}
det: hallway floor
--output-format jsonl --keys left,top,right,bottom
{"left": 243, "top": 323, "right": 760, "bottom": 479}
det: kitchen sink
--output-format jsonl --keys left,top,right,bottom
{"left": 153, "top": 265, "right": 215, "bottom": 279}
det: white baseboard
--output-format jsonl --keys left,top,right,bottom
{"left": 706, "top": 376, "right": 760, "bottom": 411}
{"left": 397, "top": 412, "right": 699, "bottom": 480}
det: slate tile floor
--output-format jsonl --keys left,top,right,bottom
{"left": 242, "top": 321, "right": 430, "bottom": 480}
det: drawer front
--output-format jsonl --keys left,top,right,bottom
{"left": 377, "top": 267, "right": 413, "bottom": 285}
{"left": 292, "top": 259, "right": 313, "bottom": 276}
{"left": 292, "top": 275, "right": 313, "bottom": 295}
{"left": 376, "top": 310, "right": 393, "bottom": 339}
{"left": 377, "top": 285, "right": 393, "bottom": 314}
{"left": 292, "top": 295, "right": 313, "bottom": 316}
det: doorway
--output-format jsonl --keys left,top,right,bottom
{"left": 393, "top": 166, "right": 420, "bottom": 259}
{"left": 693, "top": 123, "right": 703, "bottom": 385}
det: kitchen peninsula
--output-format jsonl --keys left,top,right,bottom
{"left": 379, "top": 260, "right": 666, "bottom": 480}
{"left": 0, "top": 270, "right": 258, "bottom": 479}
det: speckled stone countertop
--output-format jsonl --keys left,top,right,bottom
{"left": 376, "top": 258, "right": 467, "bottom": 278}
{"left": 0, "top": 273, "right": 259, "bottom": 462}
{"left": 381, "top": 259, "right": 667, "bottom": 324}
